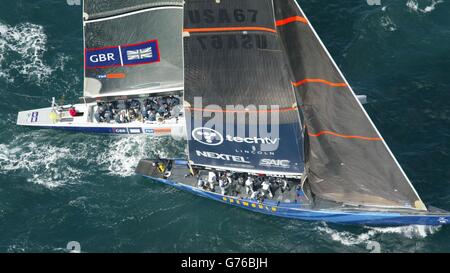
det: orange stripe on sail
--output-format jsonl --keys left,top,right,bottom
{"left": 183, "top": 26, "right": 277, "bottom": 34}
{"left": 292, "top": 79, "right": 348, "bottom": 87}
{"left": 186, "top": 106, "right": 297, "bottom": 113}
{"left": 276, "top": 16, "right": 308, "bottom": 26}
{"left": 308, "top": 130, "right": 382, "bottom": 141}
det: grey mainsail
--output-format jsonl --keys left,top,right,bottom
{"left": 83, "top": 0, "right": 183, "bottom": 97}
{"left": 84, "top": 0, "right": 183, "bottom": 20}
{"left": 273, "top": 0, "right": 426, "bottom": 210}
{"left": 184, "top": 0, "right": 305, "bottom": 175}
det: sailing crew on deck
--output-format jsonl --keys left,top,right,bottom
{"left": 148, "top": 110, "right": 157, "bottom": 122}
{"left": 250, "top": 188, "right": 260, "bottom": 200}
{"left": 68, "top": 107, "right": 77, "bottom": 117}
{"left": 218, "top": 173, "right": 231, "bottom": 195}
{"left": 94, "top": 103, "right": 106, "bottom": 123}
{"left": 104, "top": 109, "right": 112, "bottom": 123}
{"left": 278, "top": 178, "right": 290, "bottom": 193}
{"left": 127, "top": 108, "right": 137, "bottom": 121}
{"left": 245, "top": 176, "right": 254, "bottom": 195}
{"left": 261, "top": 180, "right": 273, "bottom": 199}
{"left": 115, "top": 110, "right": 128, "bottom": 123}
{"left": 197, "top": 177, "right": 207, "bottom": 190}
{"left": 129, "top": 99, "right": 140, "bottom": 109}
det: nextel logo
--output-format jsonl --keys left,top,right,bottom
{"left": 192, "top": 127, "right": 224, "bottom": 146}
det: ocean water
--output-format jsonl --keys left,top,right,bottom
{"left": 0, "top": 0, "right": 449, "bottom": 253}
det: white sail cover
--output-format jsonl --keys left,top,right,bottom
{"left": 83, "top": 0, "right": 183, "bottom": 97}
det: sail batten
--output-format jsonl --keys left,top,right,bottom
{"left": 274, "top": 0, "right": 426, "bottom": 210}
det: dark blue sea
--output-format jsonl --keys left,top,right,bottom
{"left": 0, "top": 0, "right": 449, "bottom": 252}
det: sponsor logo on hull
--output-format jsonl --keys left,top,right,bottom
{"left": 113, "top": 128, "right": 128, "bottom": 134}
{"left": 128, "top": 128, "right": 142, "bottom": 134}
{"left": 195, "top": 150, "right": 250, "bottom": 163}
{"left": 145, "top": 128, "right": 172, "bottom": 136}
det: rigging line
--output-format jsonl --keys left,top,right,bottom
{"left": 308, "top": 130, "right": 383, "bottom": 141}
{"left": 292, "top": 78, "right": 348, "bottom": 87}
{"left": 276, "top": 16, "right": 308, "bottom": 26}
{"left": 183, "top": 26, "right": 277, "bottom": 34}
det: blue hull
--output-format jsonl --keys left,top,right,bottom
{"left": 142, "top": 175, "right": 450, "bottom": 226}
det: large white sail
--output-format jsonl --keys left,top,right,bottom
{"left": 83, "top": 0, "right": 184, "bottom": 98}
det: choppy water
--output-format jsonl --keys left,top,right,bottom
{"left": 0, "top": 0, "right": 449, "bottom": 253}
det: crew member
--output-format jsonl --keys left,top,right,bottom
{"left": 245, "top": 176, "right": 254, "bottom": 195}
{"left": 68, "top": 107, "right": 77, "bottom": 117}
{"left": 261, "top": 180, "right": 273, "bottom": 199}
{"left": 218, "top": 174, "right": 230, "bottom": 195}
{"left": 207, "top": 171, "right": 217, "bottom": 192}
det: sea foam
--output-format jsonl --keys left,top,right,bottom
{"left": 0, "top": 22, "right": 53, "bottom": 84}
{"left": 406, "top": 0, "right": 444, "bottom": 13}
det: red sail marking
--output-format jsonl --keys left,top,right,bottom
{"left": 308, "top": 130, "right": 382, "bottom": 141}
{"left": 183, "top": 27, "right": 277, "bottom": 34}
{"left": 292, "top": 79, "right": 348, "bottom": 87}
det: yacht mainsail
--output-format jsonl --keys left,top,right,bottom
{"left": 184, "top": 0, "right": 305, "bottom": 175}
{"left": 273, "top": 0, "right": 426, "bottom": 210}
{"left": 83, "top": 0, "right": 184, "bottom": 98}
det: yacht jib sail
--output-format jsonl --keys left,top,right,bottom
{"left": 184, "top": 0, "right": 304, "bottom": 175}
{"left": 83, "top": 0, "right": 184, "bottom": 98}
{"left": 273, "top": 0, "right": 426, "bottom": 210}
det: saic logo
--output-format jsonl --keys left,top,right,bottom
{"left": 259, "top": 159, "right": 291, "bottom": 168}
{"left": 192, "top": 127, "right": 224, "bottom": 146}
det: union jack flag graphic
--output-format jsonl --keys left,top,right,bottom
{"left": 126, "top": 47, "right": 153, "bottom": 61}
{"left": 85, "top": 40, "right": 159, "bottom": 68}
